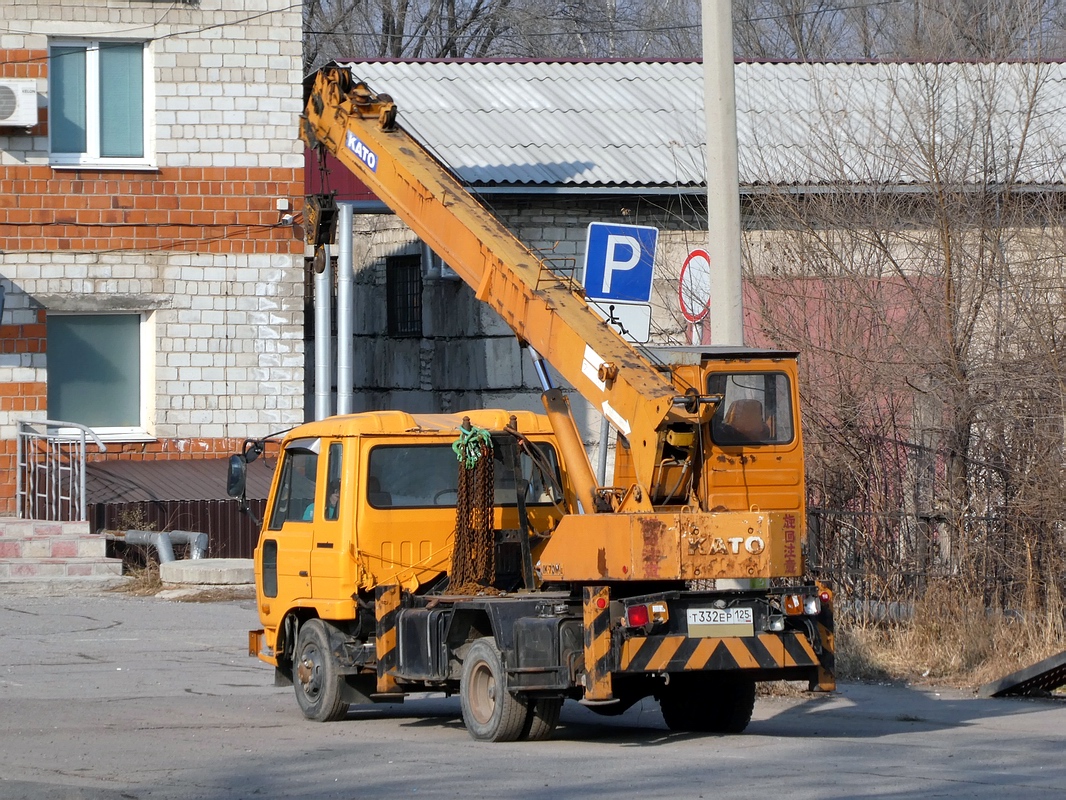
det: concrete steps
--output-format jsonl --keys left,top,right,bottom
{"left": 0, "top": 518, "right": 125, "bottom": 594}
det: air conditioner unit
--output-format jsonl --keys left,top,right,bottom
{"left": 0, "top": 79, "right": 38, "bottom": 127}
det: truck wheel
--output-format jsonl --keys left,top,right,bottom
{"left": 523, "top": 698, "right": 562, "bottom": 741}
{"left": 460, "top": 637, "right": 527, "bottom": 742}
{"left": 660, "top": 675, "right": 756, "bottom": 734}
{"left": 294, "top": 619, "right": 350, "bottom": 722}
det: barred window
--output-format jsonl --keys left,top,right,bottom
{"left": 386, "top": 255, "right": 422, "bottom": 337}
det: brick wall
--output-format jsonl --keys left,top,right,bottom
{"left": 0, "top": 1, "right": 306, "bottom": 516}
{"left": 0, "top": 166, "right": 301, "bottom": 252}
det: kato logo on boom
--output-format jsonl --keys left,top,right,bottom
{"left": 345, "top": 131, "right": 378, "bottom": 171}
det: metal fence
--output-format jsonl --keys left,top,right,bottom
{"left": 806, "top": 506, "right": 1065, "bottom": 614}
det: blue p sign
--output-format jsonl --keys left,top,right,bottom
{"left": 583, "top": 222, "right": 658, "bottom": 303}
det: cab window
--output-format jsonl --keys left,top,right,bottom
{"left": 499, "top": 442, "right": 562, "bottom": 505}
{"left": 268, "top": 443, "right": 319, "bottom": 528}
{"left": 708, "top": 372, "right": 794, "bottom": 446}
{"left": 366, "top": 441, "right": 561, "bottom": 508}
{"left": 324, "top": 442, "right": 342, "bottom": 521}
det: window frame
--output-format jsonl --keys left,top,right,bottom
{"left": 46, "top": 311, "right": 156, "bottom": 441}
{"left": 48, "top": 38, "right": 155, "bottom": 170}
{"left": 324, "top": 442, "right": 343, "bottom": 521}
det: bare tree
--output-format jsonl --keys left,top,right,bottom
{"left": 304, "top": 0, "right": 702, "bottom": 69}
{"left": 742, "top": 63, "right": 1066, "bottom": 611}
{"left": 890, "top": 0, "right": 1066, "bottom": 59}
{"left": 730, "top": 0, "right": 1066, "bottom": 61}
{"left": 305, "top": 0, "right": 1066, "bottom": 69}
{"left": 305, "top": 0, "right": 520, "bottom": 68}
{"left": 733, "top": 0, "right": 853, "bottom": 59}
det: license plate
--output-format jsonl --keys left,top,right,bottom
{"left": 687, "top": 607, "right": 754, "bottom": 638}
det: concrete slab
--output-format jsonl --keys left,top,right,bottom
{"left": 159, "top": 558, "right": 254, "bottom": 586}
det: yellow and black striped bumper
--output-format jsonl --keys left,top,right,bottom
{"left": 620, "top": 631, "right": 822, "bottom": 673}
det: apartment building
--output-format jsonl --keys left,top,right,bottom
{"left": 0, "top": 1, "right": 304, "bottom": 524}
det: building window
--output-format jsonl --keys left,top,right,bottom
{"left": 49, "top": 40, "right": 151, "bottom": 167}
{"left": 386, "top": 255, "right": 423, "bottom": 337}
{"left": 46, "top": 313, "right": 148, "bottom": 435}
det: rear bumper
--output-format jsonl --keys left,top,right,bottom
{"left": 582, "top": 585, "right": 836, "bottom": 699}
{"left": 620, "top": 631, "right": 822, "bottom": 673}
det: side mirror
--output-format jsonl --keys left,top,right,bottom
{"left": 227, "top": 454, "right": 248, "bottom": 498}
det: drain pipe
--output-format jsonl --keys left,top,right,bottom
{"left": 336, "top": 203, "right": 354, "bottom": 416}
{"left": 314, "top": 243, "right": 333, "bottom": 421}
{"left": 125, "top": 530, "right": 209, "bottom": 563}
{"left": 170, "top": 531, "right": 209, "bottom": 559}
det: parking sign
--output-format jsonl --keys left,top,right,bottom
{"left": 583, "top": 223, "right": 658, "bottom": 303}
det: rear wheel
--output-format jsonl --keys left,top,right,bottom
{"left": 294, "top": 619, "right": 350, "bottom": 722}
{"left": 460, "top": 637, "right": 528, "bottom": 742}
{"left": 659, "top": 675, "right": 756, "bottom": 733}
{"left": 523, "top": 697, "right": 562, "bottom": 741}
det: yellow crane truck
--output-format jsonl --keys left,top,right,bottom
{"left": 228, "top": 64, "right": 834, "bottom": 742}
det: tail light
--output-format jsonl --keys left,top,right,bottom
{"left": 784, "top": 594, "right": 822, "bottom": 616}
{"left": 626, "top": 604, "right": 650, "bottom": 627}
{"left": 624, "top": 602, "right": 669, "bottom": 629}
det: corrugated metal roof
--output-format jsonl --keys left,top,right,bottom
{"left": 335, "top": 60, "right": 1066, "bottom": 189}
{"left": 338, "top": 60, "right": 706, "bottom": 189}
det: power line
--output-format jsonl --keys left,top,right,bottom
{"left": 0, "top": 3, "right": 302, "bottom": 69}
{"left": 304, "top": 0, "right": 906, "bottom": 41}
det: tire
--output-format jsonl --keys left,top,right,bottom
{"left": 660, "top": 675, "right": 756, "bottom": 734}
{"left": 460, "top": 637, "right": 528, "bottom": 742}
{"left": 293, "top": 619, "right": 350, "bottom": 722}
{"left": 523, "top": 697, "right": 562, "bottom": 741}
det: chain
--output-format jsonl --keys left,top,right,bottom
{"left": 450, "top": 424, "right": 497, "bottom": 594}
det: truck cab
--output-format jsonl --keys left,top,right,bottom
{"left": 237, "top": 409, "right": 567, "bottom": 698}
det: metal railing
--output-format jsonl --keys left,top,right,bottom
{"left": 16, "top": 419, "right": 107, "bottom": 521}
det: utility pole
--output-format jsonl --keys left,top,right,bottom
{"left": 702, "top": 0, "right": 745, "bottom": 346}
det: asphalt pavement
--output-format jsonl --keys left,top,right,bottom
{"left": 1, "top": 591, "right": 1064, "bottom": 800}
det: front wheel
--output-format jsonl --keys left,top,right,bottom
{"left": 294, "top": 619, "right": 350, "bottom": 722}
{"left": 460, "top": 637, "right": 528, "bottom": 742}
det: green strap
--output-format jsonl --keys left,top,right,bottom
{"left": 452, "top": 424, "right": 493, "bottom": 469}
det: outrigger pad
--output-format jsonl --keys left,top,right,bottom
{"left": 978, "top": 649, "right": 1066, "bottom": 697}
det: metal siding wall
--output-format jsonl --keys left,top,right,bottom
{"left": 90, "top": 499, "right": 266, "bottom": 559}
